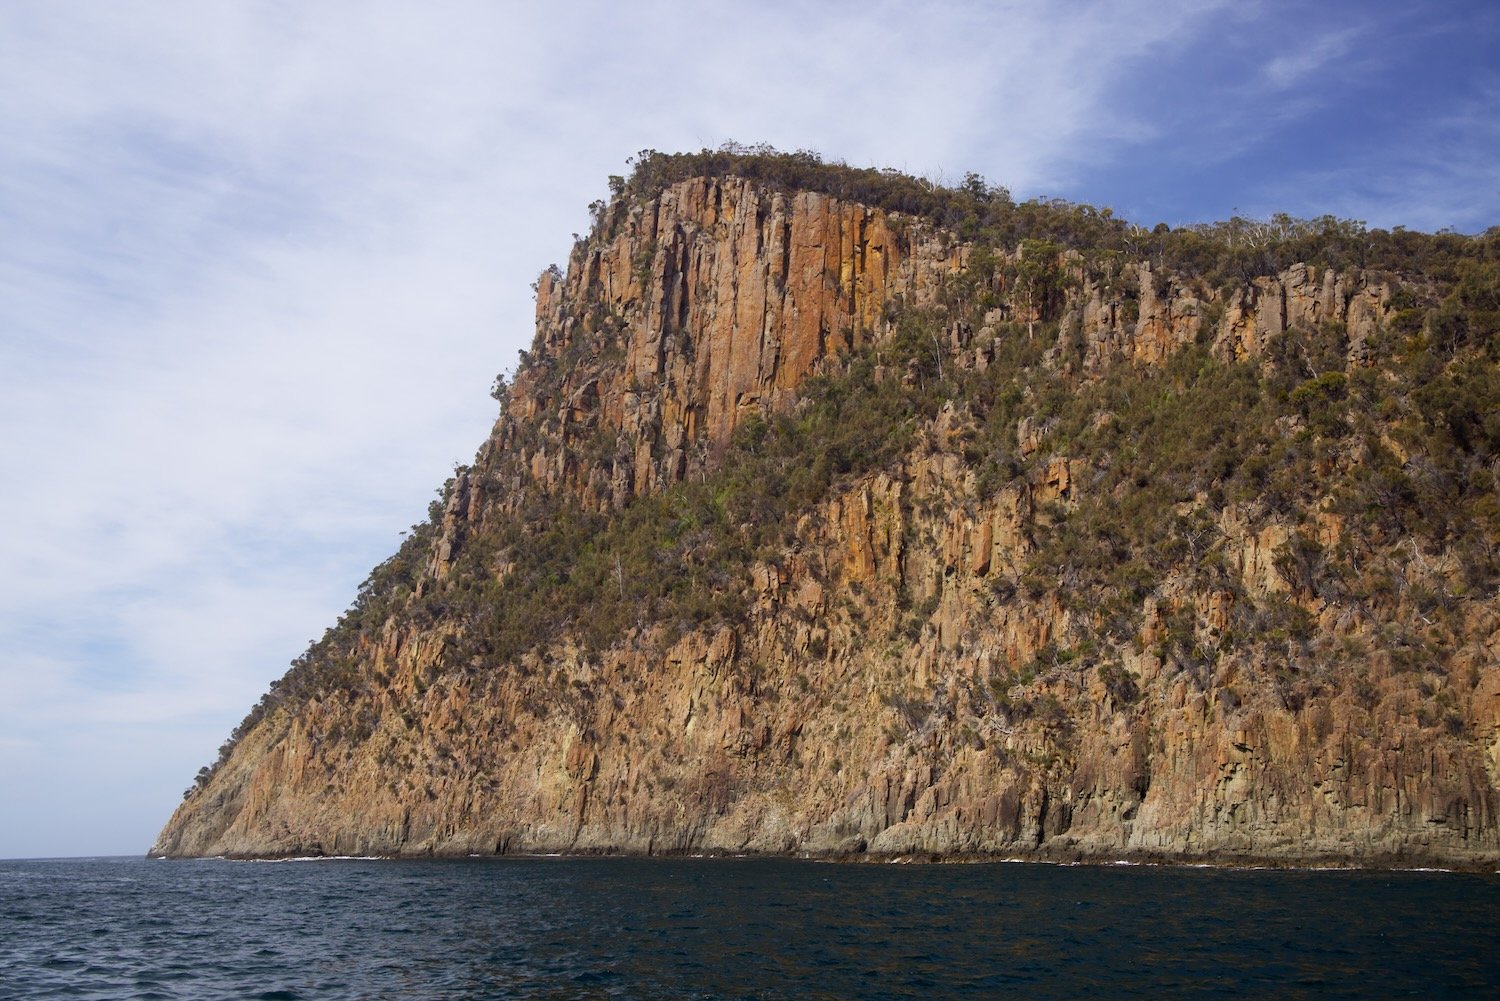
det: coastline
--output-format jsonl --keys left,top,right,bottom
{"left": 151, "top": 842, "right": 1500, "bottom": 874}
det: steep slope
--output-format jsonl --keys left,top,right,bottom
{"left": 154, "top": 151, "right": 1500, "bottom": 867}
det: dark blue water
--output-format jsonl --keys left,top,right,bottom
{"left": 0, "top": 856, "right": 1495, "bottom": 999}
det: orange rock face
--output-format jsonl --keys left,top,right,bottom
{"left": 509, "top": 177, "right": 969, "bottom": 507}
{"left": 152, "top": 174, "right": 1500, "bottom": 869}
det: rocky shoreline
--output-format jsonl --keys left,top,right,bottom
{"left": 168, "top": 844, "right": 1500, "bottom": 874}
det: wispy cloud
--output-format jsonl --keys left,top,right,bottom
{"left": 1244, "top": 79, "right": 1500, "bottom": 231}
{"left": 1, "top": 0, "right": 1495, "bottom": 858}
{"left": 1263, "top": 27, "right": 1363, "bottom": 89}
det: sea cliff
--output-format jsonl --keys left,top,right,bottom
{"left": 154, "top": 151, "right": 1500, "bottom": 868}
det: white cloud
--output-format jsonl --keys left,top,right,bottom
{"left": 0, "top": 0, "right": 1493, "bottom": 858}
{"left": 1245, "top": 108, "right": 1500, "bottom": 232}
{"left": 1263, "top": 27, "right": 1362, "bottom": 89}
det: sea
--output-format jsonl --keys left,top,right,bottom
{"left": 0, "top": 855, "right": 1495, "bottom": 1000}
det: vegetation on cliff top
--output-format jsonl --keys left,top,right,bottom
{"left": 611, "top": 144, "right": 1498, "bottom": 291}
{"left": 188, "top": 147, "right": 1499, "bottom": 799}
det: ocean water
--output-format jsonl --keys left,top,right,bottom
{"left": 0, "top": 856, "right": 1495, "bottom": 1000}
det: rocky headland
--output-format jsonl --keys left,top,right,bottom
{"left": 153, "top": 150, "right": 1500, "bottom": 869}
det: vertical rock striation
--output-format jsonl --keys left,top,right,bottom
{"left": 153, "top": 170, "right": 1500, "bottom": 869}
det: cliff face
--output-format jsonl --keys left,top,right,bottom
{"left": 503, "top": 175, "right": 965, "bottom": 509}
{"left": 154, "top": 167, "right": 1500, "bottom": 868}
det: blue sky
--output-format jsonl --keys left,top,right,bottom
{"left": 1, "top": 0, "right": 1495, "bottom": 859}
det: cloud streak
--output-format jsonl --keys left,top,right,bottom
{"left": 1, "top": 0, "right": 1495, "bottom": 859}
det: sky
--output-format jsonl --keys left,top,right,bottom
{"left": 1, "top": 0, "right": 1496, "bottom": 860}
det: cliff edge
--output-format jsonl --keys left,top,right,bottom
{"left": 154, "top": 150, "right": 1500, "bottom": 868}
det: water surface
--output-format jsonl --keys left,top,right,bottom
{"left": 1, "top": 855, "right": 1495, "bottom": 999}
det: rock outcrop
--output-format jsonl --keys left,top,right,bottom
{"left": 154, "top": 166, "right": 1500, "bottom": 869}
{"left": 504, "top": 175, "right": 968, "bottom": 510}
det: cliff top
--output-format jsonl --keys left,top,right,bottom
{"left": 600, "top": 145, "right": 1495, "bottom": 289}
